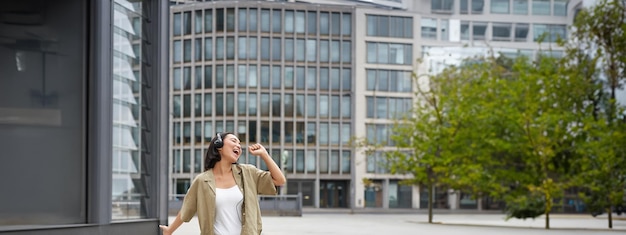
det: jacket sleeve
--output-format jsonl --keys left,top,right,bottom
{"left": 245, "top": 164, "right": 277, "bottom": 195}
{"left": 179, "top": 175, "right": 199, "bottom": 222}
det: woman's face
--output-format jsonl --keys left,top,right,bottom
{"left": 218, "top": 134, "right": 242, "bottom": 163}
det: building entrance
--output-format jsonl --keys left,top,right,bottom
{"left": 320, "top": 180, "right": 349, "bottom": 208}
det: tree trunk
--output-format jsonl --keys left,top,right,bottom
{"left": 608, "top": 207, "right": 613, "bottom": 228}
{"left": 545, "top": 212, "right": 550, "bottom": 229}
{"left": 428, "top": 183, "right": 434, "bottom": 223}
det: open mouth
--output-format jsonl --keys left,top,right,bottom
{"left": 233, "top": 149, "right": 240, "bottom": 155}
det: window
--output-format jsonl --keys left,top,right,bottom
{"left": 533, "top": 24, "right": 566, "bottom": 42}
{"left": 492, "top": 23, "right": 512, "bottom": 41}
{"left": 366, "top": 15, "right": 413, "bottom": 38}
{"left": 513, "top": 0, "right": 528, "bottom": 14}
{"left": 366, "top": 42, "right": 412, "bottom": 65}
{"left": 431, "top": 0, "right": 454, "bottom": 12}
{"left": 421, "top": 18, "right": 437, "bottom": 39}
{"left": 461, "top": 21, "right": 470, "bottom": 40}
{"left": 491, "top": 0, "right": 510, "bottom": 13}
{"left": 532, "top": 0, "right": 550, "bottom": 15}
{"left": 472, "top": 22, "right": 487, "bottom": 40}
{"left": 553, "top": 0, "right": 567, "bottom": 16}
{"left": 514, "top": 23, "right": 529, "bottom": 42}
{"left": 472, "top": 0, "right": 485, "bottom": 14}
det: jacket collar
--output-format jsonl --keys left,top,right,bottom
{"left": 204, "top": 164, "right": 243, "bottom": 194}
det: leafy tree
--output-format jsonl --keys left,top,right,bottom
{"left": 565, "top": 0, "right": 626, "bottom": 228}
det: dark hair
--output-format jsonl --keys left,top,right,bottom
{"left": 204, "top": 132, "right": 235, "bottom": 171}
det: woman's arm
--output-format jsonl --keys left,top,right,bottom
{"left": 159, "top": 212, "right": 183, "bottom": 235}
{"left": 248, "top": 143, "right": 286, "bottom": 186}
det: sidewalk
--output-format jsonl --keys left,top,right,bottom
{"left": 166, "top": 211, "right": 626, "bottom": 234}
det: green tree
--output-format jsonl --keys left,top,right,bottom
{"left": 565, "top": 0, "right": 626, "bottom": 228}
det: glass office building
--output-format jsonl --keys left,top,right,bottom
{"left": 0, "top": 0, "right": 169, "bottom": 234}
{"left": 170, "top": 0, "right": 578, "bottom": 210}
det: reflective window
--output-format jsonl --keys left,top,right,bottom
{"left": 331, "top": 40, "right": 340, "bottom": 63}
{"left": 183, "top": 39, "right": 191, "bottom": 62}
{"left": 261, "top": 37, "right": 270, "bottom": 60}
{"left": 249, "top": 65, "right": 257, "bottom": 87}
{"left": 513, "top": 0, "right": 528, "bottom": 14}
{"left": 320, "top": 123, "right": 329, "bottom": 145}
{"left": 296, "top": 150, "right": 305, "bottom": 173}
{"left": 296, "top": 67, "right": 305, "bottom": 90}
{"left": 461, "top": 21, "right": 470, "bottom": 40}
{"left": 216, "top": 37, "right": 224, "bottom": 60}
{"left": 532, "top": 0, "right": 550, "bottom": 15}
{"left": 473, "top": 22, "right": 487, "bottom": 40}
{"left": 183, "top": 149, "right": 191, "bottom": 173}
{"left": 195, "top": 10, "right": 203, "bottom": 34}
{"left": 330, "top": 151, "right": 340, "bottom": 173}
{"left": 320, "top": 95, "right": 329, "bottom": 117}
{"left": 261, "top": 9, "right": 270, "bottom": 32}
{"left": 320, "top": 68, "right": 329, "bottom": 90}
{"left": 306, "top": 150, "right": 316, "bottom": 173}
{"left": 366, "top": 42, "right": 412, "bottom": 65}
{"left": 273, "top": 9, "right": 282, "bottom": 33}
{"left": 204, "top": 38, "right": 212, "bottom": 60}
{"left": 205, "top": 122, "right": 213, "bottom": 142}
{"left": 272, "top": 94, "right": 281, "bottom": 116}
{"left": 238, "top": 37, "right": 247, "bottom": 59}
{"left": 330, "top": 123, "right": 340, "bottom": 144}
{"left": 320, "top": 40, "right": 329, "bottom": 62}
{"left": 183, "top": 67, "right": 191, "bottom": 89}
{"left": 307, "top": 95, "right": 317, "bottom": 117}
{"left": 320, "top": 12, "right": 330, "bottom": 35}
{"left": 261, "top": 93, "right": 270, "bottom": 116}
{"left": 296, "top": 39, "right": 306, "bottom": 61}
{"left": 296, "top": 95, "right": 305, "bottom": 117}
{"left": 307, "top": 11, "right": 317, "bottom": 34}
{"left": 331, "top": 13, "right": 341, "bottom": 35}
{"left": 261, "top": 65, "right": 270, "bottom": 88}
{"left": 331, "top": 96, "right": 340, "bottom": 118}
{"left": 194, "top": 94, "right": 202, "bottom": 117}
{"left": 226, "top": 93, "right": 234, "bottom": 116}
{"left": 421, "top": 18, "right": 437, "bottom": 39}
{"left": 285, "top": 39, "right": 294, "bottom": 61}
{"left": 431, "top": 0, "right": 454, "bottom": 12}
{"left": 195, "top": 39, "right": 202, "bottom": 61}
{"left": 492, "top": 23, "right": 512, "bottom": 41}
{"left": 226, "top": 37, "right": 235, "bottom": 59}
{"left": 285, "top": 10, "right": 294, "bottom": 33}
{"left": 184, "top": 95, "right": 191, "bottom": 117}
{"left": 341, "top": 151, "right": 351, "bottom": 173}
{"left": 239, "top": 8, "right": 247, "bottom": 31}
{"left": 296, "top": 11, "right": 306, "bottom": 33}
{"left": 248, "top": 9, "right": 257, "bottom": 31}
{"left": 341, "top": 95, "right": 351, "bottom": 118}
{"left": 174, "top": 13, "right": 182, "bottom": 36}
{"left": 491, "top": 0, "right": 510, "bottom": 13}
{"left": 249, "top": 37, "right": 257, "bottom": 60}
{"left": 226, "top": 65, "right": 235, "bottom": 88}
{"left": 307, "top": 68, "right": 317, "bottom": 90}
{"left": 204, "top": 65, "right": 212, "bottom": 89}
{"left": 272, "top": 65, "right": 281, "bottom": 89}
{"left": 173, "top": 40, "right": 182, "bottom": 63}
{"left": 272, "top": 38, "right": 282, "bottom": 61}
{"left": 205, "top": 9, "right": 213, "bottom": 32}
{"left": 460, "top": 0, "right": 469, "bottom": 14}
{"left": 184, "top": 12, "right": 192, "bottom": 35}
{"left": 342, "top": 41, "right": 351, "bottom": 63}
{"left": 173, "top": 95, "right": 181, "bottom": 117}
{"left": 216, "top": 9, "right": 224, "bottom": 32}
{"left": 533, "top": 24, "right": 566, "bottom": 42}
{"left": 284, "top": 66, "right": 293, "bottom": 89}
{"left": 472, "top": 0, "right": 485, "bottom": 14}
{"left": 216, "top": 93, "right": 224, "bottom": 115}
{"left": 319, "top": 150, "right": 329, "bottom": 173}
{"left": 173, "top": 68, "right": 182, "bottom": 90}
{"left": 249, "top": 94, "right": 257, "bottom": 115}
{"left": 226, "top": 8, "right": 235, "bottom": 32}
{"left": 553, "top": 0, "right": 567, "bottom": 16}
{"left": 307, "top": 122, "right": 317, "bottom": 144}
{"left": 204, "top": 93, "right": 212, "bottom": 116}
{"left": 307, "top": 39, "right": 317, "bottom": 62}
{"left": 238, "top": 93, "right": 246, "bottom": 115}
{"left": 341, "top": 13, "right": 351, "bottom": 35}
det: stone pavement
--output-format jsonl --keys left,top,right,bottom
{"left": 166, "top": 211, "right": 626, "bottom": 235}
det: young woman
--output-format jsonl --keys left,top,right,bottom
{"left": 159, "top": 132, "right": 286, "bottom": 235}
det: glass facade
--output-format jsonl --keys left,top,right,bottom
{"left": 0, "top": 0, "right": 168, "bottom": 234}
{"left": 171, "top": 3, "right": 354, "bottom": 208}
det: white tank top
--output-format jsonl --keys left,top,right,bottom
{"left": 214, "top": 185, "right": 243, "bottom": 235}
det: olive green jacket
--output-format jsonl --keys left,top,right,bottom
{"left": 179, "top": 164, "right": 277, "bottom": 235}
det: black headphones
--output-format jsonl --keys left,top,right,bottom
{"left": 214, "top": 132, "right": 224, "bottom": 148}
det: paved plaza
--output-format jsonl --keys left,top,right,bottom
{"left": 167, "top": 211, "right": 626, "bottom": 235}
